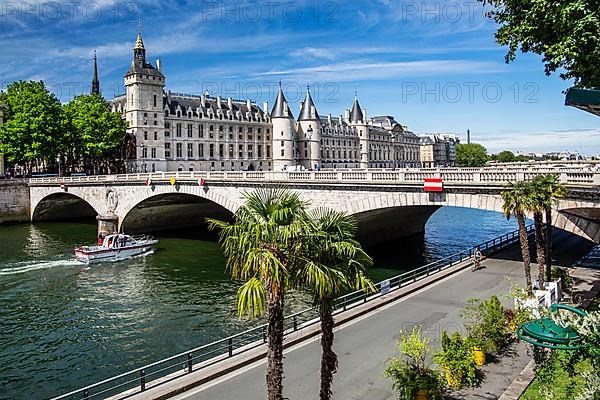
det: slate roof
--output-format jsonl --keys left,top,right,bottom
{"left": 271, "top": 84, "right": 292, "bottom": 118}
{"left": 350, "top": 97, "right": 364, "bottom": 123}
{"left": 298, "top": 88, "right": 319, "bottom": 121}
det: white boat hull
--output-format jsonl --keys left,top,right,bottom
{"left": 74, "top": 236, "right": 158, "bottom": 263}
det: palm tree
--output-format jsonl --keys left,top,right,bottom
{"left": 207, "top": 188, "right": 309, "bottom": 400}
{"left": 295, "top": 208, "right": 375, "bottom": 400}
{"left": 535, "top": 174, "right": 567, "bottom": 281}
{"left": 501, "top": 181, "right": 533, "bottom": 295}
{"left": 294, "top": 208, "right": 375, "bottom": 400}
{"left": 527, "top": 179, "right": 546, "bottom": 290}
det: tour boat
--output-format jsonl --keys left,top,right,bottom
{"left": 74, "top": 233, "right": 159, "bottom": 263}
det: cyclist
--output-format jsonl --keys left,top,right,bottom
{"left": 472, "top": 247, "right": 482, "bottom": 271}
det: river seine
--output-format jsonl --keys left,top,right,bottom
{"left": 0, "top": 207, "right": 518, "bottom": 400}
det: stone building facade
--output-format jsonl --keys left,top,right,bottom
{"left": 419, "top": 134, "right": 458, "bottom": 167}
{"left": 110, "top": 33, "right": 454, "bottom": 172}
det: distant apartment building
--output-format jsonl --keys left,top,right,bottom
{"left": 419, "top": 134, "right": 458, "bottom": 167}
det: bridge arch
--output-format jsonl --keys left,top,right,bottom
{"left": 344, "top": 191, "right": 600, "bottom": 243}
{"left": 31, "top": 192, "right": 99, "bottom": 222}
{"left": 119, "top": 190, "right": 236, "bottom": 233}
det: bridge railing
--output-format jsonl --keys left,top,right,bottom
{"left": 28, "top": 168, "right": 600, "bottom": 186}
{"left": 50, "top": 225, "right": 532, "bottom": 400}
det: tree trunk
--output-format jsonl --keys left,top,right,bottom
{"left": 319, "top": 302, "right": 337, "bottom": 400}
{"left": 533, "top": 211, "right": 546, "bottom": 290}
{"left": 545, "top": 207, "right": 553, "bottom": 282}
{"left": 266, "top": 286, "right": 285, "bottom": 400}
{"left": 517, "top": 213, "right": 533, "bottom": 295}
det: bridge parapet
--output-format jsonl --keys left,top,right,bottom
{"left": 28, "top": 168, "right": 600, "bottom": 186}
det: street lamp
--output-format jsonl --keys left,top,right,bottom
{"left": 306, "top": 126, "right": 313, "bottom": 170}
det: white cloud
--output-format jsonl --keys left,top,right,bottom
{"left": 257, "top": 59, "right": 504, "bottom": 82}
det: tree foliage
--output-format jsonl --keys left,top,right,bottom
{"left": 0, "top": 81, "right": 63, "bottom": 169}
{"left": 62, "top": 94, "right": 127, "bottom": 173}
{"left": 0, "top": 81, "right": 128, "bottom": 174}
{"left": 481, "top": 0, "right": 600, "bottom": 88}
{"left": 455, "top": 143, "right": 488, "bottom": 167}
{"left": 497, "top": 150, "right": 516, "bottom": 163}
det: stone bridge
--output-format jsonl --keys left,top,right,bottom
{"left": 28, "top": 168, "right": 600, "bottom": 245}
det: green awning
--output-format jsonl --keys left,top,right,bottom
{"left": 565, "top": 87, "right": 600, "bottom": 117}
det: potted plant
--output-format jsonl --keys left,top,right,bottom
{"left": 460, "top": 296, "right": 507, "bottom": 364}
{"left": 433, "top": 331, "right": 478, "bottom": 390}
{"left": 384, "top": 326, "right": 445, "bottom": 400}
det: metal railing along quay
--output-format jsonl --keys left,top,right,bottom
{"left": 51, "top": 225, "right": 533, "bottom": 400}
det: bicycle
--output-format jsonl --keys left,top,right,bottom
{"left": 472, "top": 248, "right": 482, "bottom": 272}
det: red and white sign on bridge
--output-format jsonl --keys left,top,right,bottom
{"left": 423, "top": 178, "right": 443, "bottom": 192}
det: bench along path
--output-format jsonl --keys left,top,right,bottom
{"left": 168, "top": 230, "right": 593, "bottom": 400}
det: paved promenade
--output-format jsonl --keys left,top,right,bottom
{"left": 169, "top": 230, "right": 594, "bottom": 400}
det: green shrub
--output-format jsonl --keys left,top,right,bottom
{"left": 551, "top": 266, "right": 573, "bottom": 291}
{"left": 433, "top": 331, "right": 478, "bottom": 390}
{"left": 460, "top": 295, "right": 507, "bottom": 353}
{"left": 384, "top": 327, "right": 446, "bottom": 400}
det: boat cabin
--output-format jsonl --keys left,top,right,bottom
{"left": 99, "top": 234, "right": 136, "bottom": 249}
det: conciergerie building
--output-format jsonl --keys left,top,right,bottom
{"left": 106, "top": 33, "right": 446, "bottom": 173}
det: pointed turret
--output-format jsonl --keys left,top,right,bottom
{"left": 133, "top": 32, "right": 146, "bottom": 65}
{"left": 350, "top": 92, "right": 364, "bottom": 123}
{"left": 271, "top": 82, "right": 292, "bottom": 118}
{"left": 271, "top": 82, "right": 297, "bottom": 171}
{"left": 91, "top": 51, "right": 100, "bottom": 95}
{"left": 298, "top": 84, "right": 319, "bottom": 121}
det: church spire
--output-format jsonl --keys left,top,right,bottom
{"left": 91, "top": 50, "right": 100, "bottom": 95}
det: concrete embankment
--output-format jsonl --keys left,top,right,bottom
{"left": 0, "top": 180, "right": 30, "bottom": 224}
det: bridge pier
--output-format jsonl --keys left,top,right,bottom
{"left": 97, "top": 214, "right": 119, "bottom": 236}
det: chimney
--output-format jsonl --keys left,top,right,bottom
{"left": 263, "top": 101, "right": 268, "bottom": 113}
{"left": 467, "top": 129, "right": 471, "bottom": 144}
{"left": 227, "top": 97, "right": 233, "bottom": 109}
{"left": 156, "top": 59, "right": 161, "bottom": 71}
{"left": 345, "top": 109, "right": 350, "bottom": 120}
{"left": 217, "top": 96, "right": 222, "bottom": 109}
{"left": 328, "top": 113, "right": 332, "bottom": 124}
{"left": 200, "top": 93, "right": 206, "bottom": 108}
{"left": 363, "top": 108, "right": 367, "bottom": 122}
{"left": 246, "top": 99, "right": 252, "bottom": 110}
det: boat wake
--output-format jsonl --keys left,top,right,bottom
{"left": 0, "top": 259, "right": 82, "bottom": 276}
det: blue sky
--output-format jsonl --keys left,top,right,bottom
{"left": 1, "top": 0, "right": 599, "bottom": 154}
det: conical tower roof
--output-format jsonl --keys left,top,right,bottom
{"left": 350, "top": 93, "right": 364, "bottom": 123}
{"left": 134, "top": 32, "right": 145, "bottom": 50}
{"left": 271, "top": 83, "right": 292, "bottom": 118}
{"left": 298, "top": 85, "right": 319, "bottom": 121}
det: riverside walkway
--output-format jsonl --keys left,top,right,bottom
{"left": 157, "top": 230, "right": 593, "bottom": 400}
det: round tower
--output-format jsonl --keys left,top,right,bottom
{"left": 297, "top": 85, "right": 321, "bottom": 170}
{"left": 270, "top": 83, "right": 296, "bottom": 171}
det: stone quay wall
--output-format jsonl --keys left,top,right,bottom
{"left": 0, "top": 180, "right": 30, "bottom": 223}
